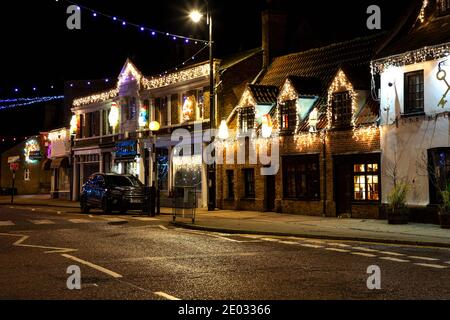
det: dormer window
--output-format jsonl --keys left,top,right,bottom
{"left": 280, "top": 100, "right": 297, "bottom": 133}
{"left": 438, "top": 0, "right": 450, "bottom": 15}
{"left": 240, "top": 107, "right": 255, "bottom": 133}
{"left": 331, "top": 91, "right": 352, "bottom": 128}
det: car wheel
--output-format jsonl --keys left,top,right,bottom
{"left": 102, "top": 198, "right": 112, "bottom": 214}
{"left": 81, "top": 198, "right": 90, "bottom": 214}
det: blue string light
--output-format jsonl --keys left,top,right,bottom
{"left": 0, "top": 96, "right": 64, "bottom": 111}
{"left": 61, "top": 0, "right": 209, "bottom": 45}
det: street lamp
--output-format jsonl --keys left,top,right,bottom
{"left": 190, "top": 3, "right": 216, "bottom": 211}
{"left": 149, "top": 120, "right": 160, "bottom": 216}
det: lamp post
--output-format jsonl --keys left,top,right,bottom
{"left": 190, "top": 3, "right": 216, "bottom": 211}
{"left": 149, "top": 120, "right": 160, "bottom": 216}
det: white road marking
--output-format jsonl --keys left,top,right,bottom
{"left": 380, "top": 257, "right": 410, "bottom": 263}
{"left": 154, "top": 291, "right": 181, "bottom": 300}
{"left": 408, "top": 256, "right": 439, "bottom": 262}
{"left": 0, "top": 233, "right": 76, "bottom": 254}
{"left": 0, "top": 221, "right": 14, "bottom": 226}
{"left": 89, "top": 215, "right": 94, "bottom": 218}
{"left": 378, "top": 251, "right": 404, "bottom": 256}
{"left": 279, "top": 241, "right": 300, "bottom": 245}
{"left": 298, "top": 243, "right": 323, "bottom": 249}
{"left": 261, "top": 238, "right": 280, "bottom": 242}
{"left": 325, "top": 248, "right": 350, "bottom": 253}
{"left": 68, "top": 219, "right": 91, "bottom": 224}
{"left": 351, "top": 252, "right": 377, "bottom": 258}
{"left": 29, "top": 220, "right": 55, "bottom": 225}
{"left": 31, "top": 209, "right": 36, "bottom": 212}
{"left": 158, "top": 225, "right": 168, "bottom": 230}
{"left": 61, "top": 254, "right": 123, "bottom": 278}
{"left": 415, "top": 263, "right": 448, "bottom": 269}
{"left": 328, "top": 243, "right": 351, "bottom": 248}
{"left": 57, "top": 211, "right": 62, "bottom": 215}
{"left": 353, "top": 247, "right": 379, "bottom": 253}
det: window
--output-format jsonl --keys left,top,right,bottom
{"left": 331, "top": 91, "right": 352, "bottom": 128}
{"left": 283, "top": 155, "right": 320, "bottom": 200}
{"left": 404, "top": 70, "right": 424, "bottom": 114}
{"left": 240, "top": 107, "right": 255, "bottom": 133}
{"left": 428, "top": 148, "right": 450, "bottom": 204}
{"left": 438, "top": 0, "right": 450, "bottom": 15}
{"left": 24, "top": 169, "right": 30, "bottom": 181}
{"left": 280, "top": 100, "right": 297, "bottom": 132}
{"left": 353, "top": 162, "right": 380, "bottom": 201}
{"left": 226, "top": 170, "right": 235, "bottom": 199}
{"left": 243, "top": 169, "right": 255, "bottom": 198}
{"left": 129, "top": 97, "right": 137, "bottom": 120}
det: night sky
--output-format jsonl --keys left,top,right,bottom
{"left": 0, "top": 0, "right": 412, "bottom": 149}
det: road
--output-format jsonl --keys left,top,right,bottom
{"left": 0, "top": 205, "right": 449, "bottom": 300}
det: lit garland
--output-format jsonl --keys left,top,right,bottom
{"left": 352, "top": 125, "right": 378, "bottom": 142}
{"left": 73, "top": 88, "right": 119, "bottom": 108}
{"left": 419, "top": 0, "right": 428, "bottom": 23}
{"left": 372, "top": 43, "right": 450, "bottom": 74}
{"left": 327, "top": 69, "right": 358, "bottom": 129}
{"left": 142, "top": 62, "right": 211, "bottom": 90}
{"left": 293, "top": 132, "right": 324, "bottom": 151}
{"left": 73, "top": 53, "right": 212, "bottom": 108}
{"left": 0, "top": 96, "right": 64, "bottom": 110}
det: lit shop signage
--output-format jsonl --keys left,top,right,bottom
{"left": 115, "top": 140, "right": 137, "bottom": 158}
{"left": 24, "top": 139, "right": 41, "bottom": 163}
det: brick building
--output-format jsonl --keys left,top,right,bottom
{"left": 217, "top": 34, "right": 386, "bottom": 219}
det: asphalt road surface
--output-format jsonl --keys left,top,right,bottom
{"left": 0, "top": 205, "right": 449, "bottom": 300}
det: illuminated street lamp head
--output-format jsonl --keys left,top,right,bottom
{"left": 189, "top": 10, "right": 203, "bottom": 23}
{"left": 149, "top": 121, "right": 161, "bottom": 132}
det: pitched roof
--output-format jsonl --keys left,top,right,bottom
{"left": 376, "top": 0, "right": 450, "bottom": 59}
{"left": 255, "top": 34, "right": 384, "bottom": 131}
{"left": 248, "top": 84, "right": 279, "bottom": 105}
{"left": 287, "top": 76, "right": 323, "bottom": 97}
{"left": 260, "top": 33, "right": 386, "bottom": 88}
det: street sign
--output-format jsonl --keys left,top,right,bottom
{"left": 9, "top": 163, "right": 19, "bottom": 172}
{"left": 8, "top": 156, "right": 20, "bottom": 164}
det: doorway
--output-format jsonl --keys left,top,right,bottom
{"left": 334, "top": 158, "right": 352, "bottom": 216}
{"left": 265, "top": 174, "right": 276, "bottom": 212}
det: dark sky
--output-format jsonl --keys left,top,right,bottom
{"left": 0, "top": 0, "right": 413, "bottom": 145}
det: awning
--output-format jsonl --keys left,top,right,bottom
{"left": 41, "top": 159, "right": 52, "bottom": 171}
{"left": 50, "top": 157, "right": 69, "bottom": 169}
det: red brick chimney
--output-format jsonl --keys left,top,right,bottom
{"left": 262, "top": 0, "right": 288, "bottom": 69}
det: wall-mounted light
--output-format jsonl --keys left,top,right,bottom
{"left": 309, "top": 108, "right": 319, "bottom": 133}
{"left": 261, "top": 114, "right": 273, "bottom": 138}
{"left": 218, "top": 120, "right": 229, "bottom": 140}
{"left": 109, "top": 102, "right": 120, "bottom": 127}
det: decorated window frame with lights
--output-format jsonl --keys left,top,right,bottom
{"left": 327, "top": 70, "right": 358, "bottom": 130}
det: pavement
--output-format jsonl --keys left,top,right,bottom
{"left": 2, "top": 195, "right": 450, "bottom": 248}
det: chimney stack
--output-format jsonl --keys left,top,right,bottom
{"left": 262, "top": 0, "right": 288, "bottom": 69}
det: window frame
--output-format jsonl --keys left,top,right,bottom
{"left": 331, "top": 91, "right": 352, "bottom": 128}
{"left": 282, "top": 155, "right": 321, "bottom": 201}
{"left": 352, "top": 161, "right": 381, "bottom": 203}
{"left": 280, "top": 100, "right": 297, "bottom": 132}
{"left": 226, "top": 170, "right": 235, "bottom": 200}
{"left": 404, "top": 70, "right": 425, "bottom": 115}
{"left": 240, "top": 107, "right": 255, "bottom": 133}
{"left": 243, "top": 168, "right": 255, "bottom": 199}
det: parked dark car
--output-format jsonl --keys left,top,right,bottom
{"left": 80, "top": 173, "right": 145, "bottom": 214}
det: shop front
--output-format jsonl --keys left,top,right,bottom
{"left": 48, "top": 129, "right": 72, "bottom": 200}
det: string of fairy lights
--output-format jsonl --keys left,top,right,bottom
{"left": 0, "top": 1, "right": 211, "bottom": 111}
{"left": 57, "top": 0, "right": 209, "bottom": 45}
